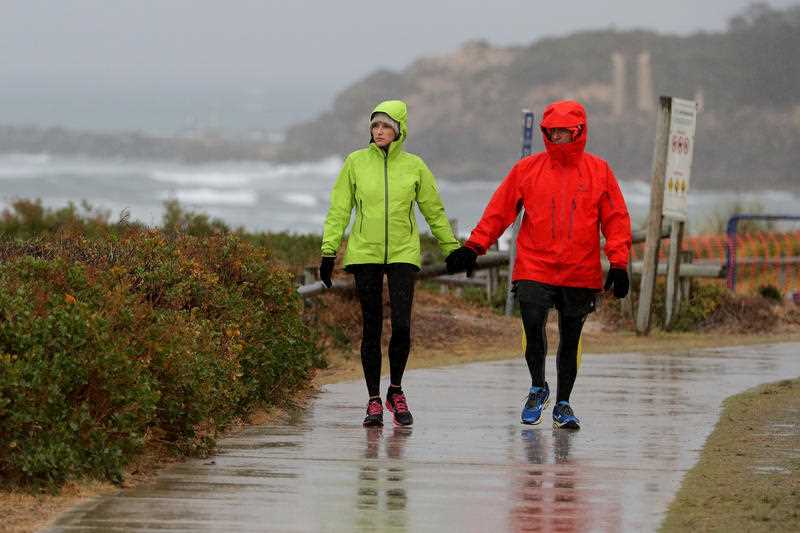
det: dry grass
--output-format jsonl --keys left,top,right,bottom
{"left": 0, "top": 482, "right": 116, "bottom": 533}
{"left": 316, "top": 287, "right": 800, "bottom": 384}
{"left": 660, "top": 378, "right": 800, "bottom": 532}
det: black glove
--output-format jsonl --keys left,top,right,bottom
{"left": 604, "top": 267, "right": 629, "bottom": 299}
{"left": 445, "top": 246, "right": 478, "bottom": 276}
{"left": 320, "top": 256, "right": 335, "bottom": 288}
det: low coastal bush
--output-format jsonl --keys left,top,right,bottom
{"left": 599, "top": 277, "right": 786, "bottom": 333}
{"left": 0, "top": 228, "right": 321, "bottom": 489}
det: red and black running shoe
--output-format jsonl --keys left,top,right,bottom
{"left": 385, "top": 391, "right": 413, "bottom": 426}
{"left": 363, "top": 398, "right": 383, "bottom": 427}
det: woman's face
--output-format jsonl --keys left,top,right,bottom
{"left": 371, "top": 121, "right": 397, "bottom": 148}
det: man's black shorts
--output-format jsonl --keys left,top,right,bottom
{"left": 513, "top": 280, "right": 598, "bottom": 317}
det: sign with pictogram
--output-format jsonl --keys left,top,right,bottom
{"left": 662, "top": 97, "right": 697, "bottom": 220}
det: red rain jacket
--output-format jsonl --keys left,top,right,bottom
{"left": 466, "top": 100, "right": 632, "bottom": 289}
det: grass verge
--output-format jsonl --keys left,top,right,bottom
{"left": 660, "top": 378, "right": 800, "bottom": 532}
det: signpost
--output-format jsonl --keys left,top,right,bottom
{"left": 662, "top": 98, "right": 696, "bottom": 222}
{"left": 663, "top": 98, "right": 697, "bottom": 329}
{"left": 504, "top": 109, "right": 534, "bottom": 316}
{"left": 637, "top": 96, "right": 697, "bottom": 334}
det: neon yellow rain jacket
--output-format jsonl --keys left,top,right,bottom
{"left": 321, "top": 100, "right": 460, "bottom": 269}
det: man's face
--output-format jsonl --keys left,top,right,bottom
{"left": 371, "top": 121, "right": 397, "bottom": 148}
{"left": 547, "top": 127, "right": 576, "bottom": 144}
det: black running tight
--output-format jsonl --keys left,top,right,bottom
{"left": 519, "top": 304, "right": 588, "bottom": 404}
{"left": 352, "top": 263, "right": 416, "bottom": 397}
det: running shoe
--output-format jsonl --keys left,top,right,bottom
{"left": 385, "top": 390, "right": 413, "bottom": 426}
{"left": 552, "top": 401, "right": 580, "bottom": 430}
{"left": 521, "top": 382, "right": 550, "bottom": 425}
{"left": 363, "top": 398, "right": 384, "bottom": 427}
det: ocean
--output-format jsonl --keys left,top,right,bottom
{"left": 0, "top": 153, "right": 798, "bottom": 241}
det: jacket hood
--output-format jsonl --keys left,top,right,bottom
{"left": 370, "top": 100, "right": 408, "bottom": 151}
{"left": 540, "top": 100, "right": 587, "bottom": 165}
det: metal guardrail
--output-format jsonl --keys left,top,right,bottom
{"left": 632, "top": 226, "right": 670, "bottom": 244}
{"left": 296, "top": 252, "right": 509, "bottom": 298}
{"left": 297, "top": 225, "right": 693, "bottom": 299}
{"left": 629, "top": 261, "right": 724, "bottom": 278}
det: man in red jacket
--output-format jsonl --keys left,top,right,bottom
{"left": 447, "top": 100, "right": 632, "bottom": 429}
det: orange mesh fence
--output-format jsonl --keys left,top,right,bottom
{"left": 631, "top": 231, "right": 800, "bottom": 296}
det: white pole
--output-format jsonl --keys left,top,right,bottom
{"left": 504, "top": 109, "right": 534, "bottom": 316}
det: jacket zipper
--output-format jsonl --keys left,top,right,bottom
{"left": 568, "top": 199, "right": 576, "bottom": 240}
{"left": 550, "top": 198, "right": 556, "bottom": 239}
{"left": 359, "top": 199, "right": 364, "bottom": 233}
{"left": 408, "top": 202, "right": 414, "bottom": 235}
{"left": 383, "top": 152, "right": 389, "bottom": 264}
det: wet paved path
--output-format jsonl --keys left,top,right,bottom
{"left": 49, "top": 343, "right": 800, "bottom": 532}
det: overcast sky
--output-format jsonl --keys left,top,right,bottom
{"left": 1, "top": 0, "right": 796, "bottom": 133}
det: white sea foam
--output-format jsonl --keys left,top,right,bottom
{"left": 149, "top": 156, "right": 342, "bottom": 187}
{"left": 438, "top": 179, "right": 501, "bottom": 192}
{"left": 1, "top": 152, "right": 797, "bottom": 234}
{"left": 0, "top": 153, "right": 52, "bottom": 165}
{"left": 0, "top": 154, "right": 133, "bottom": 179}
{"left": 262, "top": 156, "right": 342, "bottom": 178}
{"left": 151, "top": 170, "right": 256, "bottom": 186}
{"left": 282, "top": 193, "right": 318, "bottom": 207}
{"left": 160, "top": 189, "right": 258, "bottom": 206}
{"left": 619, "top": 180, "right": 652, "bottom": 206}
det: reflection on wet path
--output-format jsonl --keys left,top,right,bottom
{"left": 355, "top": 427, "right": 411, "bottom": 530}
{"left": 49, "top": 343, "right": 800, "bottom": 532}
{"left": 510, "top": 429, "right": 593, "bottom": 532}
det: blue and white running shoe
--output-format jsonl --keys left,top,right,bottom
{"left": 521, "top": 382, "right": 550, "bottom": 425}
{"left": 552, "top": 401, "right": 580, "bottom": 429}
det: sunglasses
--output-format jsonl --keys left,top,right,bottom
{"left": 545, "top": 126, "right": 583, "bottom": 140}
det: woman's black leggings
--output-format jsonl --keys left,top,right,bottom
{"left": 351, "top": 263, "right": 417, "bottom": 398}
{"left": 516, "top": 280, "right": 595, "bottom": 404}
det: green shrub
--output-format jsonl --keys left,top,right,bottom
{"left": 668, "top": 282, "right": 729, "bottom": 331}
{"left": 603, "top": 278, "right": 730, "bottom": 332}
{"left": 161, "top": 199, "right": 230, "bottom": 237}
{"left": 758, "top": 284, "right": 783, "bottom": 302}
{"left": 247, "top": 231, "right": 322, "bottom": 273}
{"left": 0, "top": 199, "right": 117, "bottom": 240}
{"left": 0, "top": 257, "right": 157, "bottom": 487}
{"left": 0, "top": 230, "right": 321, "bottom": 490}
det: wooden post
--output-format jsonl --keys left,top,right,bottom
{"left": 487, "top": 242, "right": 499, "bottom": 303}
{"left": 680, "top": 276, "right": 690, "bottom": 303}
{"left": 636, "top": 96, "right": 672, "bottom": 335}
{"left": 446, "top": 217, "right": 457, "bottom": 296}
{"left": 620, "top": 259, "right": 635, "bottom": 319}
{"left": 504, "top": 215, "right": 521, "bottom": 315}
{"left": 677, "top": 250, "right": 693, "bottom": 311}
{"left": 664, "top": 218, "right": 685, "bottom": 329}
{"left": 304, "top": 266, "right": 318, "bottom": 285}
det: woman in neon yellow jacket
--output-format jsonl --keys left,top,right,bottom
{"left": 320, "top": 99, "right": 460, "bottom": 427}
